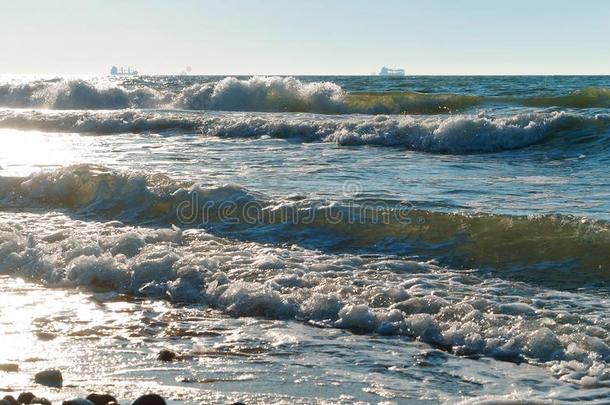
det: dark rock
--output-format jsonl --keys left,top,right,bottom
{"left": 34, "top": 369, "right": 63, "bottom": 388}
{"left": 24, "top": 358, "right": 45, "bottom": 363}
{"left": 157, "top": 349, "right": 177, "bottom": 362}
{"left": 86, "top": 394, "right": 118, "bottom": 405}
{"left": 0, "top": 364, "right": 19, "bottom": 372}
{"left": 30, "top": 399, "right": 51, "bottom": 405}
{"left": 3, "top": 396, "right": 19, "bottom": 405}
{"left": 62, "top": 400, "right": 94, "bottom": 405}
{"left": 1, "top": 400, "right": 13, "bottom": 405}
{"left": 231, "top": 403, "right": 247, "bottom": 405}
{"left": 35, "top": 332, "right": 57, "bottom": 341}
{"left": 131, "top": 394, "right": 166, "bottom": 405}
{"left": 17, "top": 393, "right": 35, "bottom": 404}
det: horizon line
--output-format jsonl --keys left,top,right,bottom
{"left": 2, "top": 72, "right": 610, "bottom": 77}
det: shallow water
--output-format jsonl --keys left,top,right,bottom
{"left": 2, "top": 273, "right": 609, "bottom": 405}
{"left": 1, "top": 75, "right": 609, "bottom": 404}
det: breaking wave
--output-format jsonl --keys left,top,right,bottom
{"left": 196, "top": 110, "right": 609, "bottom": 153}
{"left": 1, "top": 165, "right": 609, "bottom": 280}
{"left": 1, "top": 77, "right": 610, "bottom": 113}
{"left": 1, "top": 109, "right": 608, "bottom": 154}
{"left": 0, "top": 79, "right": 164, "bottom": 109}
{"left": 0, "top": 109, "right": 203, "bottom": 134}
{"left": 175, "top": 76, "right": 346, "bottom": 113}
{"left": 1, "top": 201, "right": 610, "bottom": 387}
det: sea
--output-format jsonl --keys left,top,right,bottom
{"left": 0, "top": 75, "right": 609, "bottom": 404}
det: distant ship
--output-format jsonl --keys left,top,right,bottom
{"left": 110, "top": 66, "right": 138, "bottom": 76}
{"left": 378, "top": 66, "right": 405, "bottom": 76}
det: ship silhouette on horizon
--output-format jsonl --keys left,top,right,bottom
{"left": 378, "top": 66, "right": 405, "bottom": 76}
{"left": 110, "top": 66, "right": 138, "bottom": 76}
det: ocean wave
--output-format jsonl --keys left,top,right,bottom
{"left": 1, "top": 209, "right": 610, "bottom": 387}
{"left": 0, "top": 109, "right": 202, "bottom": 134}
{"left": 0, "top": 79, "right": 164, "bottom": 109}
{"left": 2, "top": 110, "right": 607, "bottom": 154}
{"left": 197, "top": 110, "right": 606, "bottom": 153}
{"left": 1, "top": 165, "right": 609, "bottom": 279}
{"left": 175, "top": 76, "right": 346, "bottom": 113}
{"left": 520, "top": 87, "right": 610, "bottom": 109}
{"left": 174, "top": 76, "right": 483, "bottom": 114}
{"left": 1, "top": 77, "right": 609, "bottom": 113}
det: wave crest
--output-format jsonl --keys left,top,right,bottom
{"left": 2, "top": 165, "right": 610, "bottom": 279}
{"left": 198, "top": 111, "right": 606, "bottom": 153}
{"left": 522, "top": 87, "right": 610, "bottom": 109}
{"left": 3, "top": 110, "right": 606, "bottom": 154}
{"left": 2, "top": 77, "right": 609, "bottom": 113}
{"left": 0, "top": 109, "right": 202, "bottom": 134}
{"left": 2, "top": 191, "right": 610, "bottom": 386}
{"left": 176, "top": 76, "right": 346, "bottom": 113}
{"left": 0, "top": 79, "right": 163, "bottom": 109}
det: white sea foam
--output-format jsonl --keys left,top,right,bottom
{"left": 0, "top": 77, "right": 345, "bottom": 112}
{"left": 2, "top": 77, "right": 609, "bottom": 113}
{"left": 456, "top": 395, "right": 554, "bottom": 405}
{"left": 199, "top": 110, "right": 604, "bottom": 153}
{"left": 176, "top": 76, "right": 345, "bottom": 113}
{"left": 0, "top": 109, "right": 202, "bottom": 134}
{"left": 0, "top": 79, "right": 163, "bottom": 109}
{"left": 1, "top": 212, "right": 609, "bottom": 387}
{"left": 2, "top": 165, "right": 610, "bottom": 277}
{"left": 1, "top": 109, "right": 604, "bottom": 153}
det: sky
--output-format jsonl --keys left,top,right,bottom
{"left": 1, "top": 0, "right": 609, "bottom": 75}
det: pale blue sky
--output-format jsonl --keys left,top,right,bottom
{"left": 2, "top": 0, "right": 609, "bottom": 75}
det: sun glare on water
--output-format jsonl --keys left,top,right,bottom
{"left": 0, "top": 129, "right": 89, "bottom": 177}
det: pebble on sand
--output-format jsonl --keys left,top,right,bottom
{"left": 31, "top": 398, "right": 51, "bottom": 405}
{"left": 35, "top": 332, "right": 58, "bottom": 342}
{"left": 17, "top": 393, "right": 36, "bottom": 404}
{"left": 2, "top": 396, "right": 19, "bottom": 405}
{"left": 62, "top": 400, "right": 95, "bottom": 405}
{"left": 86, "top": 394, "right": 118, "bottom": 405}
{"left": 157, "top": 349, "right": 177, "bottom": 362}
{"left": 131, "top": 394, "right": 167, "bottom": 405}
{"left": 34, "top": 369, "right": 63, "bottom": 388}
{"left": 0, "top": 364, "right": 19, "bottom": 373}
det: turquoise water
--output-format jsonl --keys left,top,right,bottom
{"left": 0, "top": 75, "right": 609, "bottom": 403}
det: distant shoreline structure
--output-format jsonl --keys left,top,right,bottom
{"left": 110, "top": 66, "right": 138, "bottom": 76}
{"left": 379, "top": 66, "right": 405, "bottom": 76}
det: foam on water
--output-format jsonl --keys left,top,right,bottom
{"left": 5, "top": 275, "right": 600, "bottom": 404}
{"left": 1, "top": 212, "right": 609, "bottom": 389}
{"left": 0, "top": 74, "right": 609, "bottom": 402}
{"left": 176, "top": 76, "right": 346, "bottom": 113}
{"left": 0, "top": 79, "right": 164, "bottom": 109}
{"left": 1, "top": 165, "right": 610, "bottom": 281}
{"left": 0, "top": 109, "right": 202, "bottom": 134}
{"left": 196, "top": 110, "right": 608, "bottom": 153}
{"left": 1, "top": 77, "right": 609, "bottom": 113}
{"left": 1, "top": 109, "right": 608, "bottom": 154}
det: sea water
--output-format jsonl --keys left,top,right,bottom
{"left": 0, "top": 75, "right": 609, "bottom": 404}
